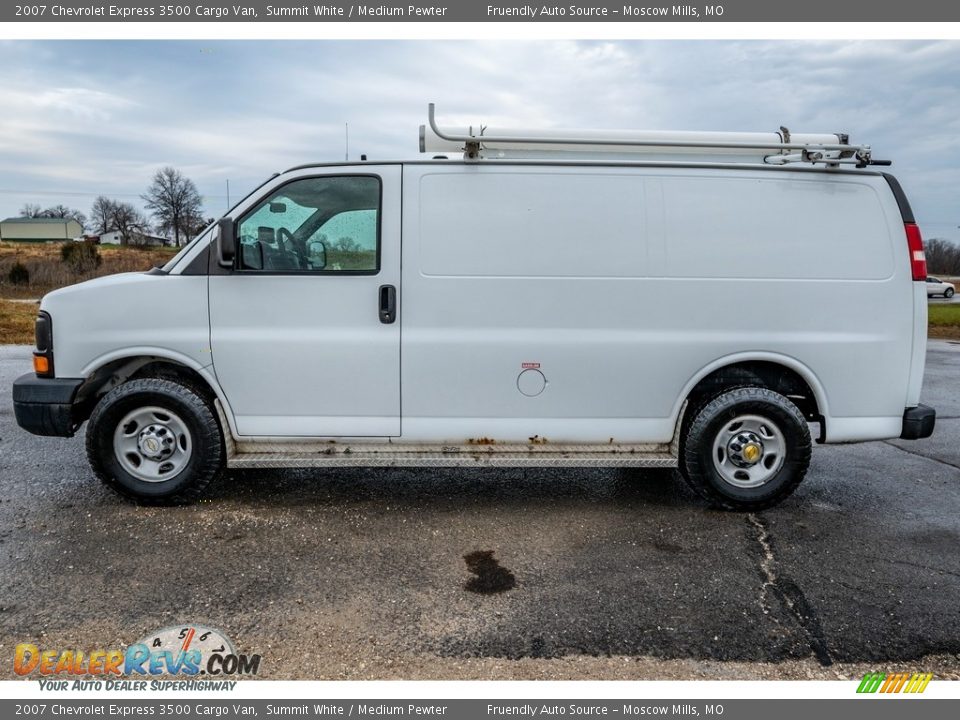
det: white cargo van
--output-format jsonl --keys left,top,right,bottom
{"left": 12, "top": 105, "right": 936, "bottom": 510}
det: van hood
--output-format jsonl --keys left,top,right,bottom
{"left": 40, "top": 271, "right": 167, "bottom": 314}
{"left": 36, "top": 268, "right": 210, "bottom": 379}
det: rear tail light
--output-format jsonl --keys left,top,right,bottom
{"left": 905, "top": 222, "right": 927, "bottom": 281}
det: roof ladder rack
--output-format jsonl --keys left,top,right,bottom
{"left": 422, "top": 103, "right": 890, "bottom": 168}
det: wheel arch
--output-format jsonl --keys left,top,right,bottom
{"left": 672, "top": 353, "right": 829, "bottom": 442}
{"left": 73, "top": 350, "right": 237, "bottom": 437}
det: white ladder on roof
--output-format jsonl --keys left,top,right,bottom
{"left": 420, "top": 103, "right": 888, "bottom": 168}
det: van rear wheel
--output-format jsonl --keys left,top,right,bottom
{"left": 86, "top": 378, "right": 223, "bottom": 504}
{"left": 679, "top": 387, "right": 811, "bottom": 511}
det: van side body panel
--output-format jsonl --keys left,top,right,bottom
{"left": 400, "top": 164, "right": 913, "bottom": 444}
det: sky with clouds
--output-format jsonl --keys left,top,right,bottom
{"left": 0, "top": 39, "right": 957, "bottom": 241}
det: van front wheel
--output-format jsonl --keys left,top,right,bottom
{"left": 680, "top": 387, "right": 811, "bottom": 511}
{"left": 86, "top": 378, "right": 223, "bottom": 504}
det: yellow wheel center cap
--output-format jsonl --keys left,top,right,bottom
{"left": 742, "top": 443, "right": 761, "bottom": 463}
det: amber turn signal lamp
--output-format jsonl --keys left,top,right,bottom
{"left": 33, "top": 355, "right": 50, "bottom": 375}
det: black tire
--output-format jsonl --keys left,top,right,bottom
{"left": 946, "top": 288, "right": 955, "bottom": 298}
{"left": 679, "top": 387, "right": 811, "bottom": 511}
{"left": 86, "top": 378, "right": 223, "bottom": 504}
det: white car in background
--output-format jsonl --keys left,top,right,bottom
{"left": 926, "top": 276, "right": 956, "bottom": 298}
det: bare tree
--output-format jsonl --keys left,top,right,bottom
{"left": 109, "top": 201, "right": 150, "bottom": 247}
{"left": 18, "top": 202, "right": 87, "bottom": 227}
{"left": 334, "top": 237, "right": 359, "bottom": 252}
{"left": 926, "top": 238, "right": 960, "bottom": 275}
{"left": 142, "top": 167, "right": 204, "bottom": 247}
{"left": 89, "top": 196, "right": 117, "bottom": 236}
{"left": 187, "top": 214, "right": 215, "bottom": 239}
{"left": 41, "top": 204, "right": 87, "bottom": 228}
{"left": 19, "top": 203, "right": 43, "bottom": 218}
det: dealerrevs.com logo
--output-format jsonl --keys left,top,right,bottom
{"left": 14, "top": 625, "right": 261, "bottom": 679}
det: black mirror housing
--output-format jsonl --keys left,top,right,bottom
{"left": 216, "top": 217, "right": 236, "bottom": 267}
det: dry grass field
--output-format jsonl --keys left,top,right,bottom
{"left": 0, "top": 241, "right": 178, "bottom": 344}
{"left": 929, "top": 303, "right": 960, "bottom": 340}
{"left": 0, "top": 241, "right": 177, "bottom": 300}
{"left": 0, "top": 299, "right": 38, "bottom": 345}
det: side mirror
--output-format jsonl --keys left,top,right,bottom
{"left": 239, "top": 240, "right": 264, "bottom": 271}
{"left": 216, "top": 217, "right": 236, "bottom": 268}
{"left": 308, "top": 240, "right": 327, "bottom": 269}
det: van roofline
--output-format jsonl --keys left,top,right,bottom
{"left": 280, "top": 159, "right": 885, "bottom": 177}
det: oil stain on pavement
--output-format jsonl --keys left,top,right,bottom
{"left": 463, "top": 550, "right": 516, "bottom": 594}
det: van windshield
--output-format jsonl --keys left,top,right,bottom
{"left": 161, "top": 224, "right": 212, "bottom": 273}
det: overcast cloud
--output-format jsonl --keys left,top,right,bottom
{"left": 0, "top": 40, "right": 957, "bottom": 240}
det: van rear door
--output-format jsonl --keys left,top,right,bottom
{"left": 209, "top": 166, "right": 401, "bottom": 437}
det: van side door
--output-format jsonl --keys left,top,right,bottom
{"left": 209, "top": 167, "right": 401, "bottom": 437}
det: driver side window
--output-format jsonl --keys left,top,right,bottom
{"left": 236, "top": 175, "right": 380, "bottom": 274}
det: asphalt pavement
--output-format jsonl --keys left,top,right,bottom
{"left": 929, "top": 294, "right": 960, "bottom": 305}
{"left": 1, "top": 342, "right": 958, "bottom": 680}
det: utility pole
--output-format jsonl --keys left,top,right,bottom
{"left": 226, "top": 179, "right": 231, "bottom": 209}
{"left": 345, "top": 122, "right": 349, "bottom": 162}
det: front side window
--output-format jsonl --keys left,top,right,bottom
{"left": 236, "top": 175, "right": 380, "bottom": 273}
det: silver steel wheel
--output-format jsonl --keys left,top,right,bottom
{"left": 710, "top": 414, "right": 785, "bottom": 489}
{"left": 113, "top": 406, "right": 193, "bottom": 483}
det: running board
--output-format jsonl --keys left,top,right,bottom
{"left": 217, "top": 404, "right": 678, "bottom": 470}
{"left": 226, "top": 445, "right": 677, "bottom": 469}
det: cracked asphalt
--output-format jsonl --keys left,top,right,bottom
{"left": 1, "top": 342, "right": 959, "bottom": 680}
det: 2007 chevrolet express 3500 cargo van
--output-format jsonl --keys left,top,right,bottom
{"left": 13, "top": 105, "right": 936, "bottom": 510}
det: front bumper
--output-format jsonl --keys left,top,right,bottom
{"left": 900, "top": 404, "right": 936, "bottom": 440}
{"left": 12, "top": 373, "right": 84, "bottom": 437}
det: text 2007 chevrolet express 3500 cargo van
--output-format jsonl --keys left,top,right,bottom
{"left": 12, "top": 105, "right": 936, "bottom": 510}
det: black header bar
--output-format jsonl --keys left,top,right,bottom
{"left": 5, "top": 1, "right": 960, "bottom": 23}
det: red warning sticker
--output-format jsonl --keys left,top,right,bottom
{"left": 521, "top": 362, "right": 541, "bottom": 369}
